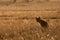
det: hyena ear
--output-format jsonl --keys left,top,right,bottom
{"left": 36, "top": 17, "right": 41, "bottom": 19}
{"left": 38, "top": 17, "right": 41, "bottom": 19}
{"left": 36, "top": 16, "right": 39, "bottom": 18}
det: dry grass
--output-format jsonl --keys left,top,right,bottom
{"left": 0, "top": 19, "right": 59, "bottom": 40}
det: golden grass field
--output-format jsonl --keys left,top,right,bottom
{"left": 0, "top": 0, "right": 60, "bottom": 40}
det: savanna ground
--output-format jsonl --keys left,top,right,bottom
{"left": 0, "top": 0, "right": 60, "bottom": 40}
